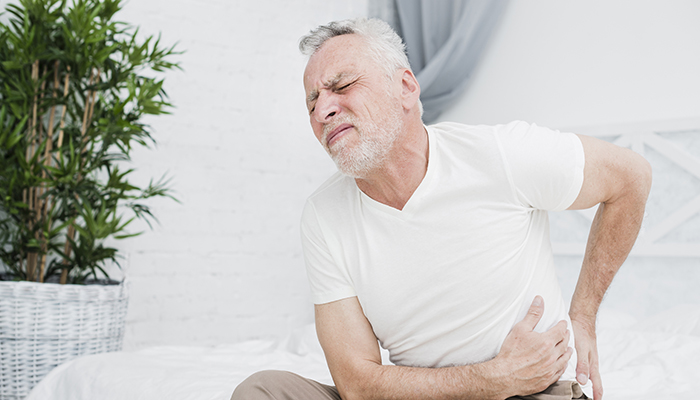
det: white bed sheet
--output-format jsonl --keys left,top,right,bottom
{"left": 27, "top": 306, "right": 700, "bottom": 400}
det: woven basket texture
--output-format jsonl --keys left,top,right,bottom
{"left": 0, "top": 280, "right": 128, "bottom": 400}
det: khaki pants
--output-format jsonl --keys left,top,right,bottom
{"left": 231, "top": 370, "right": 588, "bottom": 400}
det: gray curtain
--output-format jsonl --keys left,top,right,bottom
{"left": 371, "top": 0, "right": 509, "bottom": 123}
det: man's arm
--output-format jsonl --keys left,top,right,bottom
{"left": 567, "top": 135, "right": 652, "bottom": 400}
{"left": 316, "top": 296, "right": 572, "bottom": 400}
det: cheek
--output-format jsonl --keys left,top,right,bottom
{"left": 310, "top": 120, "right": 324, "bottom": 142}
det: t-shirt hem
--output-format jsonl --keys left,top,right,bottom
{"left": 311, "top": 288, "right": 357, "bottom": 305}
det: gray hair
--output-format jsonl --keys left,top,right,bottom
{"left": 299, "top": 18, "right": 411, "bottom": 78}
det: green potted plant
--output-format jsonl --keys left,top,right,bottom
{"left": 0, "top": 0, "right": 180, "bottom": 397}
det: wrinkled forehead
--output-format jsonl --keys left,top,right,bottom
{"left": 303, "top": 34, "right": 372, "bottom": 88}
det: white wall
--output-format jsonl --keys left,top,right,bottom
{"left": 439, "top": 0, "right": 700, "bottom": 129}
{"left": 108, "top": 0, "right": 368, "bottom": 349}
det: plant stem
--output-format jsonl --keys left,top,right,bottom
{"left": 25, "top": 61, "right": 40, "bottom": 234}
{"left": 38, "top": 61, "right": 62, "bottom": 283}
{"left": 26, "top": 252, "right": 37, "bottom": 282}
{"left": 60, "top": 222, "right": 76, "bottom": 284}
{"left": 39, "top": 254, "right": 47, "bottom": 283}
{"left": 86, "top": 71, "right": 99, "bottom": 130}
{"left": 52, "top": 67, "right": 71, "bottom": 283}
{"left": 42, "top": 62, "right": 59, "bottom": 175}
{"left": 80, "top": 68, "right": 95, "bottom": 138}
{"left": 24, "top": 61, "right": 41, "bottom": 282}
{"left": 56, "top": 67, "right": 71, "bottom": 148}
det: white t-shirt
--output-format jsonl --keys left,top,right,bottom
{"left": 301, "top": 121, "right": 585, "bottom": 380}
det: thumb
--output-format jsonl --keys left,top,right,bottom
{"left": 576, "top": 357, "right": 590, "bottom": 385}
{"left": 520, "top": 295, "right": 545, "bottom": 331}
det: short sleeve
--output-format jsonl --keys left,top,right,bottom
{"left": 496, "top": 121, "right": 585, "bottom": 211}
{"left": 300, "top": 200, "right": 356, "bottom": 304}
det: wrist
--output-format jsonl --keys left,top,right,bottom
{"left": 569, "top": 313, "right": 597, "bottom": 338}
{"left": 569, "top": 295, "right": 599, "bottom": 325}
{"left": 471, "top": 357, "right": 512, "bottom": 400}
{"left": 569, "top": 309, "right": 596, "bottom": 324}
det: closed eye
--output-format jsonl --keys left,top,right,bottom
{"left": 335, "top": 80, "right": 356, "bottom": 92}
{"left": 308, "top": 78, "right": 359, "bottom": 115}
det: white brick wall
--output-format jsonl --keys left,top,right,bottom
{"left": 106, "top": 0, "right": 369, "bottom": 349}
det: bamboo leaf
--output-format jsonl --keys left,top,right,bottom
{"left": 6, "top": 115, "right": 29, "bottom": 148}
{"left": 114, "top": 231, "right": 141, "bottom": 239}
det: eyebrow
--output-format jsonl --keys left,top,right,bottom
{"left": 306, "top": 73, "right": 347, "bottom": 106}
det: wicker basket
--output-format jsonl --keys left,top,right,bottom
{"left": 0, "top": 280, "right": 129, "bottom": 399}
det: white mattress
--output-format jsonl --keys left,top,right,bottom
{"left": 27, "top": 306, "right": 700, "bottom": 400}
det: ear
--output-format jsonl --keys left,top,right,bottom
{"left": 399, "top": 69, "right": 421, "bottom": 111}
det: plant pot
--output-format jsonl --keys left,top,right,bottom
{"left": 0, "top": 280, "right": 129, "bottom": 399}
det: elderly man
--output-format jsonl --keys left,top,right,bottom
{"left": 233, "top": 18, "right": 651, "bottom": 400}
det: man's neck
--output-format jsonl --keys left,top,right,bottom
{"left": 355, "top": 122, "right": 429, "bottom": 211}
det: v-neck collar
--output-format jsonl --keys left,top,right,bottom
{"left": 358, "top": 125, "right": 439, "bottom": 218}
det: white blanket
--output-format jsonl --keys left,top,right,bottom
{"left": 27, "top": 306, "right": 700, "bottom": 400}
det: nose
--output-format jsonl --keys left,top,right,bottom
{"left": 313, "top": 91, "right": 341, "bottom": 124}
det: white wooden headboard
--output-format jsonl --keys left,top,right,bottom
{"left": 550, "top": 117, "right": 700, "bottom": 258}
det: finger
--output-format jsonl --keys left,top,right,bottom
{"left": 555, "top": 347, "right": 573, "bottom": 373}
{"left": 555, "top": 328, "right": 570, "bottom": 351}
{"left": 553, "top": 320, "right": 569, "bottom": 338}
{"left": 575, "top": 349, "right": 590, "bottom": 385}
{"left": 543, "top": 320, "right": 569, "bottom": 345}
{"left": 591, "top": 363, "right": 603, "bottom": 400}
{"left": 553, "top": 347, "right": 573, "bottom": 381}
{"left": 519, "top": 295, "right": 545, "bottom": 331}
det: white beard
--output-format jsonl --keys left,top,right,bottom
{"left": 324, "top": 106, "right": 402, "bottom": 179}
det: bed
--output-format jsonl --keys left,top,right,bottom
{"left": 25, "top": 306, "right": 700, "bottom": 399}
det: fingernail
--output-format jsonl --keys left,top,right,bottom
{"left": 577, "top": 373, "right": 588, "bottom": 385}
{"left": 533, "top": 296, "right": 542, "bottom": 307}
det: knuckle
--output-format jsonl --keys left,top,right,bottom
{"left": 529, "top": 308, "right": 543, "bottom": 318}
{"left": 565, "top": 347, "right": 574, "bottom": 361}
